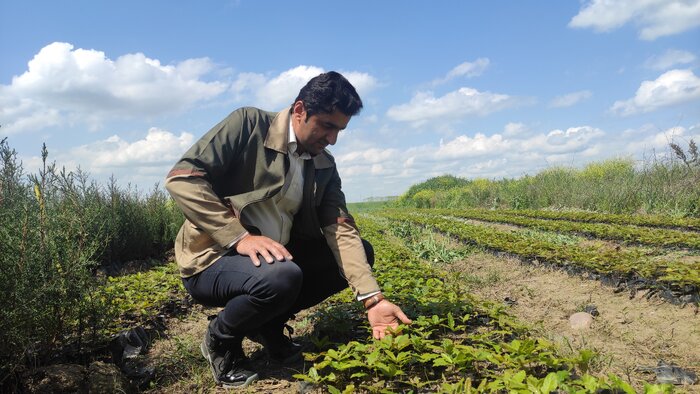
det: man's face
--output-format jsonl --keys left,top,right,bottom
{"left": 292, "top": 101, "right": 350, "bottom": 156}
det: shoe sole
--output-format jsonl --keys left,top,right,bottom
{"left": 201, "top": 341, "right": 259, "bottom": 389}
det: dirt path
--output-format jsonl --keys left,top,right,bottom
{"left": 445, "top": 251, "right": 700, "bottom": 392}
{"left": 144, "top": 305, "right": 319, "bottom": 393}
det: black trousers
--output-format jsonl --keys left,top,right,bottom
{"left": 182, "top": 238, "right": 374, "bottom": 339}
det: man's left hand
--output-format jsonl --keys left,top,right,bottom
{"left": 367, "top": 300, "right": 412, "bottom": 340}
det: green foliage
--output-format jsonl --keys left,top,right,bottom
{"left": 431, "top": 208, "right": 700, "bottom": 250}
{"left": 295, "top": 214, "right": 669, "bottom": 392}
{"left": 395, "top": 157, "right": 700, "bottom": 216}
{"left": 398, "top": 175, "right": 471, "bottom": 207}
{"left": 98, "top": 263, "right": 185, "bottom": 333}
{"left": 496, "top": 207, "right": 700, "bottom": 230}
{"left": 0, "top": 139, "right": 184, "bottom": 383}
{"left": 380, "top": 209, "right": 700, "bottom": 288}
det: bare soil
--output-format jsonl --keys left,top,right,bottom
{"left": 446, "top": 251, "right": 700, "bottom": 392}
{"left": 145, "top": 305, "right": 319, "bottom": 394}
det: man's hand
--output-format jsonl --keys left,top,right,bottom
{"left": 235, "top": 235, "right": 293, "bottom": 266}
{"left": 367, "top": 300, "right": 412, "bottom": 340}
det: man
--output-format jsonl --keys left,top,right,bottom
{"left": 165, "top": 71, "right": 411, "bottom": 388}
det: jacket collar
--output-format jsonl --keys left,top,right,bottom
{"left": 265, "top": 109, "right": 334, "bottom": 169}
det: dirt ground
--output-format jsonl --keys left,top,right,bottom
{"left": 446, "top": 251, "right": 700, "bottom": 392}
{"left": 143, "top": 222, "right": 700, "bottom": 393}
{"left": 145, "top": 304, "right": 319, "bottom": 394}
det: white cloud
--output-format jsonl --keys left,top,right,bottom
{"left": 644, "top": 49, "right": 696, "bottom": 70}
{"left": 333, "top": 120, "right": 699, "bottom": 201}
{"left": 623, "top": 125, "right": 698, "bottom": 154}
{"left": 386, "top": 87, "right": 524, "bottom": 126}
{"left": 549, "top": 90, "right": 593, "bottom": 108}
{"left": 534, "top": 126, "right": 605, "bottom": 154}
{"left": 569, "top": 0, "right": 700, "bottom": 40}
{"left": 0, "top": 42, "right": 227, "bottom": 135}
{"left": 610, "top": 69, "right": 700, "bottom": 116}
{"left": 436, "top": 133, "right": 510, "bottom": 158}
{"left": 67, "top": 127, "right": 194, "bottom": 170}
{"left": 337, "top": 124, "right": 604, "bottom": 179}
{"left": 503, "top": 122, "right": 527, "bottom": 137}
{"left": 231, "top": 66, "right": 378, "bottom": 110}
{"left": 431, "top": 58, "right": 490, "bottom": 86}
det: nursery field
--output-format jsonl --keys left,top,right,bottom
{"left": 139, "top": 208, "right": 700, "bottom": 393}
{"left": 15, "top": 206, "right": 699, "bottom": 392}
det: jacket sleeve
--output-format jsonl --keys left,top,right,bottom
{"left": 165, "top": 176, "right": 248, "bottom": 247}
{"left": 164, "top": 109, "right": 250, "bottom": 248}
{"left": 320, "top": 167, "right": 381, "bottom": 298}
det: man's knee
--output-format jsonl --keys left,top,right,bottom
{"left": 252, "top": 262, "right": 303, "bottom": 305}
{"left": 362, "top": 239, "right": 374, "bottom": 268}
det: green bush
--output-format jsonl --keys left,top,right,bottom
{"left": 0, "top": 138, "right": 184, "bottom": 384}
{"left": 395, "top": 155, "right": 700, "bottom": 216}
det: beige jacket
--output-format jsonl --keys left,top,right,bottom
{"left": 165, "top": 107, "right": 380, "bottom": 297}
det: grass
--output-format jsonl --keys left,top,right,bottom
{"left": 395, "top": 151, "right": 700, "bottom": 217}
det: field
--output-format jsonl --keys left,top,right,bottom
{"left": 129, "top": 206, "right": 698, "bottom": 393}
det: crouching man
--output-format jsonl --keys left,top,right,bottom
{"left": 165, "top": 71, "right": 411, "bottom": 388}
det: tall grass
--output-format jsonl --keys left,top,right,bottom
{"left": 397, "top": 144, "right": 700, "bottom": 216}
{"left": 0, "top": 138, "right": 184, "bottom": 385}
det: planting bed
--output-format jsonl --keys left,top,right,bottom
{"left": 492, "top": 209, "right": 700, "bottom": 232}
{"left": 426, "top": 209, "right": 700, "bottom": 250}
{"left": 379, "top": 210, "right": 700, "bottom": 305}
{"left": 293, "top": 215, "right": 670, "bottom": 393}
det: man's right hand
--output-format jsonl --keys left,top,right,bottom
{"left": 235, "top": 234, "right": 293, "bottom": 266}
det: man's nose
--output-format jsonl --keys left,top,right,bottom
{"left": 327, "top": 130, "right": 339, "bottom": 145}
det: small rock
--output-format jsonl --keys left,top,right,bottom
{"left": 87, "top": 361, "right": 133, "bottom": 394}
{"left": 23, "top": 364, "right": 87, "bottom": 393}
{"left": 652, "top": 361, "right": 698, "bottom": 385}
{"left": 583, "top": 305, "right": 599, "bottom": 316}
{"left": 569, "top": 312, "right": 594, "bottom": 329}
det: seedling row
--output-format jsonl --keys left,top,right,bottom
{"left": 425, "top": 208, "right": 700, "bottom": 250}
{"left": 492, "top": 209, "right": 700, "bottom": 231}
{"left": 295, "top": 215, "right": 670, "bottom": 393}
{"left": 378, "top": 211, "right": 700, "bottom": 292}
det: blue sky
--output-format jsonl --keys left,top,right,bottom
{"left": 1, "top": 1, "right": 699, "bottom": 202}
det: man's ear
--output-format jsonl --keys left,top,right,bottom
{"left": 292, "top": 101, "right": 306, "bottom": 121}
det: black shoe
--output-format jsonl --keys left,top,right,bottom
{"left": 254, "top": 324, "right": 302, "bottom": 364}
{"left": 201, "top": 320, "right": 259, "bottom": 388}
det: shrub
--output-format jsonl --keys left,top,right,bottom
{"left": 0, "top": 139, "right": 184, "bottom": 385}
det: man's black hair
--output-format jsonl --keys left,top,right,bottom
{"left": 293, "top": 71, "right": 363, "bottom": 119}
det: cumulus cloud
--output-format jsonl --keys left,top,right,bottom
{"left": 622, "top": 125, "right": 696, "bottom": 154}
{"left": 67, "top": 127, "right": 195, "bottom": 171}
{"left": 549, "top": 90, "right": 592, "bottom": 108}
{"left": 386, "top": 87, "right": 525, "bottom": 126}
{"left": 645, "top": 49, "right": 697, "bottom": 70}
{"left": 0, "top": 42, "right": 227, "bottom": 134}
{"left": 336, "top": 124, "right": 607, "bottom": 187}
{"left": 333, "top": 121, "right": 697, "bottom": 201}
{"left": 436, "top": 133, "right": 510, "bottom": 158}
{"left": 231, "top": 66, "right": 378, "bottom": 110}
{"left": 523, "top": 126, "right": 606, "bottom": 154}
{"left": 569, "top": 0, "right": 700, "bottom": 40}
{"left": 503, "top": 122, "right": 527, "bottom": 137}
{"left": 431, "top": 58, "right": 490, "bottom": 86}
{"left": 610, "top": 69, "right": 700, "bottom": 116}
